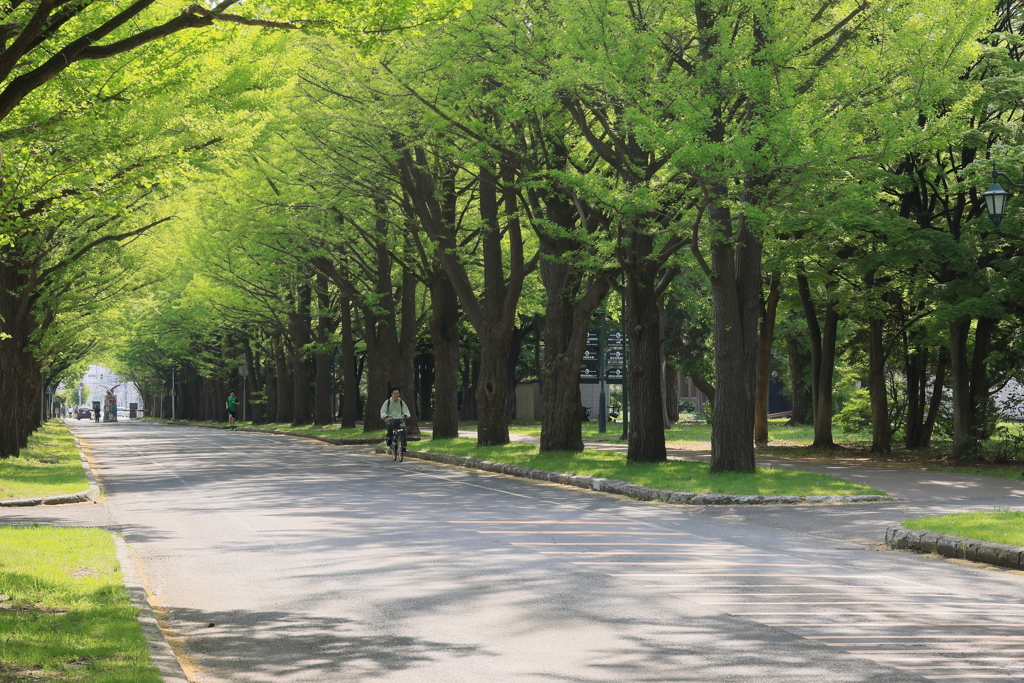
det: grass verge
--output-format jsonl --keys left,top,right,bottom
{"left": 0, "top": 526, "right": 160, "bottom": 682}
{"left": 0, "top": 421, "right": 90, "bottom": 500}
{"left": 902, "top": 511, "right": 1024, "bottom": 547}
{"left": 413, "top": 438, "right": 886, "bottom": 496}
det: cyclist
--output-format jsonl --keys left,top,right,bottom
{"left": 380, "top": 387, "right": 411, "bottom": 452}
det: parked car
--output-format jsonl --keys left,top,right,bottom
{"left": 75, "top": 408, "right": 91, "bottom": 419}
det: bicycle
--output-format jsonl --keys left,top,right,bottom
{"left": 389, "top": 419, "right": 406, "bottom": 462}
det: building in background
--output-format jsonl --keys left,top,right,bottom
{"left": 80, "top": 365, "right": 142, "bottom": 415}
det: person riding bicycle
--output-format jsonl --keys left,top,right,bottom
{"left": 380, "top": 387, "right": 411, "bottom": 452}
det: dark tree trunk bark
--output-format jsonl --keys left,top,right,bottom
{"left": 312, "top": 273, "right": 335, "bottom": 426}
{"left": 265, "top": 353, "right": 278, "bottom": 425}
{"left": 707, "top": 211, "right": 762, "bottom": 473}
{"left": 665, "top": 363, "right": 679, "bottom": 425}
{"left": 786, "top": 337, "right": 811, "bottom": 425}
{"left": 754, "top": 275, "right": 780, "bottom": 446}
{"left": 949, "top": 319, "right": 972, "bottom": 457}
{"left": 340, "top": 296, "right": 358, "bottom": 429}
{"left": 623, "top": 235, "right": 668, "bottom": 463}
{"left": 531, "top": 189, "right": 610, "bottom": 451}
{"left": 797, "top": 275, "right": 838, "bottom": 448}
{"left": 290, "top": 283, "right": 313, "bottom": 426}
{"left": 949, "top": 317, "right": 996, "bottom": 457}
{"left": 276, "top": 350, "right": 293, "bottom": 424}
{"left": 904, "top": 344, "right": 928, "bottom": 449}
{"left": 429, "top": 269, "right": 460, "bottom": 439}
{"left": 921, "top": 349, "right": 947, "bottom": 448}
{"left": 868, "top": 317, "right": 889, "bottom": 453}
{"left": 242, "top": 338, "right": 265, "bottom": 425}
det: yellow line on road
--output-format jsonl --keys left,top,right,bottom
{"left": 924, "top": 676, "right": 1022, "bottom": 680}
{"left": 701, "top": 600, "right": 934, "bottom": 605}
{"left": 513, "top": 542, "right": 728, "bottom": 547}
{"left": 474, "top": 531, "right": 688, "bottom": 535}
{"left": 577, "top": 565, "right": 823, "bottom": 569}
{"left": 847, "top": 651, "right": 1024, "bottom": 654}
{"left": 539, "top": 551, "right": 776, "bottom": 556}
{"left": 814, "top": 635, "right": 1024, "bottom": 640}
{"left": 449, "top": 521, "right": 643, "bottom": 525}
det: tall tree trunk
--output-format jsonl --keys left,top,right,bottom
{"left": 969, "top": 317, "right": 995, "bottom": 443}
{"left": 265, "top": 353, "right": 278, "bottom": 425}
{"left": 665, "top": 363, "right": 679, "bottom": 425}
{"left": 797, "top": 275, "right": 838, "bottom": 448}
{"left": 904, "top": 343, "right": 928, "bottom": 449}
{"left": 276, "top": 349, "right": 293, "bottom": 424}
{"left": 786, "top": 337, "right": 811, "bottom": 425}
{"left": 754, "top": 275, "right": 781, "bottom": 446}
{"left": 868, "top": 317, "right": 889, "bottom": 453}
{"left": 290, "top": 283, "right": 313, "bottom": 427}
{"left": 429, "top": 269, "right": 460, "bottom": 439}
{"left": 622, "top": 239, "right": 668, "bottom": 463}
{"left": 340, "top": 296, "right": 358, "bottom": 429}
{"left": 534, "top": 190, "right": 610, "bottom": 451}
{"left": 313, "top": 273, "right": 335, "bottom": 426}
{"left": 921, "top": 349, "right": 947, "bottom": 448}
{"left": 708, "top": 211, "right": 762, "bottom": 473}
{"left": 949, "top": 316, "right": 996, "bottom": 457}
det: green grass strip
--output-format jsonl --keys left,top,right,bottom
{"left": 0, "top": 421, "right": 90, "bottom": 500}
{"left": 413, "top": 438, "right": 885, "bottom": 496}
{"left": 902, "top": 511, "right": 1024, "bottom": 547}
{"left": 0, "top": 526, "right": 160, "bottom": 682}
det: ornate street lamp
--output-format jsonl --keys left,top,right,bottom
{"left": 982, "top": 161, "right": 1023, "bottom": 226}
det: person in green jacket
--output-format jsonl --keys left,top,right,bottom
{"left": 226, "top": 390, "right": 239, "bottom": 430}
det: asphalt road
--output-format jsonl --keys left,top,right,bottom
{"left": 5, "top": 420, "right": 1024, "bottom": 682}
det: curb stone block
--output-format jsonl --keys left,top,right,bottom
{"left": 762, "top": 495, "right": 802, "bottom": 504}
{"left": 937, "top": 535, "right": 965, "bottom": 559}
{"left": 963, "top": 539, "right": 982, "bottom": 562}
{"left": 919, "top": 532, "right": 943, "bottom": 554}
{"left": 688, "top": 494, "right": 720, "bottom": 505}
{"left": 993, "top": 546, "right": 1017, "bottom": 569}
{"left": 669, "top": 492, "right": 695, "bottom": 503}
{"left": 977, "top": 543, "right": 1001, "bottom": 566}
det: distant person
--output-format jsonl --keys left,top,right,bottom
{"left": 226, "top": 390, "right": 239, "bottom": 430}
{"left": 380, "top": 388, "right": 411, "bottom": 451}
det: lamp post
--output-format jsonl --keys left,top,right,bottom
{"left": 981, "top": 161, "right": 1023, "bottom": 226}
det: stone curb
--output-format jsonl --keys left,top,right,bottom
{"left": 403, "top": 449, "right": 896, "bottom": 506}
{"left": 0, "top": 427, "right": 99, "bottom": 507}
{"left": 113, "top": 536, "right": 189, "bottom": 683}
{"left": 886, "top": 525, "right": 1024, "bottom": 570}
{"left": 159, "top": 420, "right": 419, "bottom": 445}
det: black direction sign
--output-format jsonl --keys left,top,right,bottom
{"left": 606, "top": 330, "right": 629, "bottom": 348}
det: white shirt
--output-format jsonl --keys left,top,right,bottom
{"left": 380, "top": 397, "right": 410, "bottom": 420}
